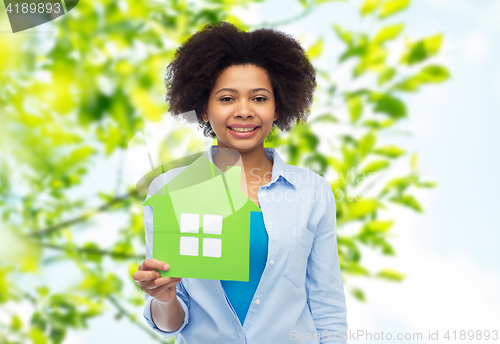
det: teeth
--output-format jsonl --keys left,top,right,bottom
{"left": 230, "top": 127, "right": 257, "bottom": 133}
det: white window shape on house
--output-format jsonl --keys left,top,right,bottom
{"left": 180, "top": 237, "right": 199, "bottom": 256}
{"left": 179, "top": 213, "right": 223, "bottom": 257}
{"left": 203, "top": 238, "right": 222, "bottom": 258}
{"left": 202, "top": 214, "right": 223, "bottom": 257}
{"left": 203, "top": 214, "right": 223, "bottom": 235}
{"left": 180, "top": 213, "right": 200, "bottom": 233}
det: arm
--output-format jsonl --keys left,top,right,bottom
{"left": 305, "top": 182, "right": 348, "bottom": 344}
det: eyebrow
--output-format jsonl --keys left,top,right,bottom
{"left": 214, "top": 87, "right": 271, "bottom": 95}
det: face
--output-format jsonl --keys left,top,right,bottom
{"left": 201, "top": 64, "right": 279, "bottom": 153}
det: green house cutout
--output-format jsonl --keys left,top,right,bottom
{"left": 143, "top": 154, "right": 261, "bottom": 282}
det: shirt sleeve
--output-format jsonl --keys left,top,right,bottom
{"left": 305, "top": 181, "right": 348, "bottom": 344}
{"left": 142, "top": 193, "right": 190, "bottom": 337}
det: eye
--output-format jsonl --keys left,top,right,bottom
{"left": 220, "top": 96, "right": 232, "bottom": 102}
{"left": 254, "top": 96, "right": 267, "bottom": 102}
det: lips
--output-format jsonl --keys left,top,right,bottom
{"left": 227, "top": 124, "right": 260, "bottom": 129}
{"left": 228, "top": 126, "right": 259, "bottom": 132}
{"left": 227, "top": 125, "right": 261, "bottom": 138}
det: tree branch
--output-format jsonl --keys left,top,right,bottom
{"left": 39, "top": 242, "right": 144, "bottom": 260}
{"left": 30, "top": 189, "right": 139, "bottom": 237}
{"left": 107, "top": 295, "right": 170, "bottom": 343}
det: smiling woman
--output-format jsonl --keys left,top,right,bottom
{"left": 202, "top": 64, "right": 278, "bottom": 152}
{"left": 133, "top": 21, "right": 348, "bottom": 344}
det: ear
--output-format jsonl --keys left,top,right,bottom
{"left": 273, "top": 108, "right": 279, "bottom": 122}
{"left": 201, "top": 105, "right": 208, "bottom": 122}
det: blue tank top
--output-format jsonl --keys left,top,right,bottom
{"left": 220, "top": 207, "right": 268, "bottom": 326}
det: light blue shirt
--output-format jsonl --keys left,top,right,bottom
{"left": 142, "top": 145, "right": 348, "bottom": 344}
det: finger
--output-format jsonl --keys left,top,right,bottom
{"left": 149, "top": 279, "right": 183, "bottom": 297}
{"left": 143, "top": 277, "right": 182, "bottom": 290}
{"left": 152, "top": 277, "right": 182, "bottom": 288}
{"left": 139, "top": 259, "right": 170, "bottom": 272}
{"left": 133, "top": 270, "right": 161, "bottom": 282}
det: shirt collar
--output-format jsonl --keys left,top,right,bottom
{"left": 204, "top": 145, "right": 296, "bottom": 188}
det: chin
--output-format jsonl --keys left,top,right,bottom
{"left": 226, "top": 140, "right": 262, "bottom": 152}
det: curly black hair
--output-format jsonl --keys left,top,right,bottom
{"left": 164, "top": 21, "right": 317, "bottom": 138}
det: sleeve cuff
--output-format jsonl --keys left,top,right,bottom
{"left": 143, "top": 295, "right": 189, "bottom": 338}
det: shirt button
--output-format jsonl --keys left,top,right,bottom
{"left": 255, "top": 299, "right": 261, "bottom": 304}
{"left": 267, "top": 221, "right": 273, "bottom": 226}
{"left": 269, "top": 260, "right": 275, "bottom": 265}
{"left": 260, "top": 192, "right": 266, "bottom": 197}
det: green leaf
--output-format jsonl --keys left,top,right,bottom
{"left": 390, "top": 194, "right": 423, "bottom": 212}
{"left": 360, "top": 0, "right": 382, "bottom": 16}
{"left": 10, "top": 315, "right": 23, "bottom": 331}
{"left": 50, "top": 326, "right": 66, "bottom": 344}
{"left": 0, "top": 269, "right": 9, "bottom": 304}
{"left": 361, "top": 118, "right": 395, "bottom": 129}
{"left": 333, "top": 25, "right": 353, "bottom": 45}
{"left": 373, "top": 23, "right": 404, "bottom": 44}
{"left": 78, "top": 272, "right": 123, "bottom": 297}
{"left": 298, "top": 0, "right": 309, "bottom": 8}
{"left": 338, "top": 237, "right": 362, "bottom": 262}
{"left": 343, "top": 199, "right": 378, "bottom": 220}
{"left": 417, "top": 181, "right": 437, "bottom": 188}
{"left": 111, "top": 240, "right": 134, "bottom": 260}
{"left": 347, "top": 95, "right": 363, "bottom": 122}
{"left": 378, "top": 67, "right": 396, "bottom": 85}
{"left": 310, "top": 113, "right": 338, "bottom": 124}
{"left": 377, "top": 268, "right": 405, "bottom": 281}
{"left": 358, "top": 233, "right": 396, "bottom": 255}
{"left": 401, "top": 34, "right": 443, "bottom": 65}
{"left": 342, "top": 262, "right": 370, "bottom": 275}
{"left": 360, "top": 160, "right": 389, "bottom": 174}
{"left": 373, "top": 145, "right": 406, "bottom": 158}
{"left": 82, "top": 242, "right": 103, "bottom": 263}
{"left": 358, "top": 131, "right": 376, "bottom": 157}
{"left": 419, "top": 64, "right": 450, "bottom": 82}
{"left": 60, "top": 146, "right": 95, "bottom": 170}
{"left": 306, "top": 37, "right": 324, "bottom": 60}
{"left": 29, "top": 327, "right": 48, "bottom": 344}
{"left": 378, "top": 0, "right": 411, "bottom": 19}
{"left": 381, "top": 241, "right": 395, "bottom": 255}
{"left": 363, "top": 220, "right": 394, "bottom": 233}
{"left": 393, "top": 64, "right": 450, "bottom": 91}
{"left": 316, "top": 0, "right": 347, "bottom": 4}
{"left": 381, "top": 176, "right": 412, "bottom": 195}
{"left": 36, "top": 286, "right": 50, "bottom": 298}
{"left": 353, "top": 44, "right": 387, "bottom": 76}
{"left": 411, "top": 152, "right": 418, "bottom": 169}
{"left": 373, "top": 94, "right": 407, "bottom": 119}
{"left": 351, "top": 287, "right": 366, "bottom": 302}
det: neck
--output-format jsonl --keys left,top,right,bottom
{"left": 212, "top": 142, "right": 273, "bottom": 184}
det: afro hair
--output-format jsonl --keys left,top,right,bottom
{"left": 164, "top": 21, "right": 317, "bottom": 138}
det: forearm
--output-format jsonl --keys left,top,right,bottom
{"left": 151, "top": 297, "right": 186, "bottom": 332}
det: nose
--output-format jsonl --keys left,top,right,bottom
{"left": 234, "top": 99, "right": 254, "bottom": 119}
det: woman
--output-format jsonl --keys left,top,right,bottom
{"left": 133, "top": 21, "right": 347, "bottom": 343}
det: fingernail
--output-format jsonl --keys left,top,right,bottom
{"left": 156, "top": 272, "right": 161, "bottom": 278}
{"left": 164, "top": 264, "right": 169, "bottom": 270}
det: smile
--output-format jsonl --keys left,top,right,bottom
{"left": 227, "top": 126, "right": 260, "bottom": 138}
{"left": 228, "top": 127, "right": 259, "bottom": 133}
